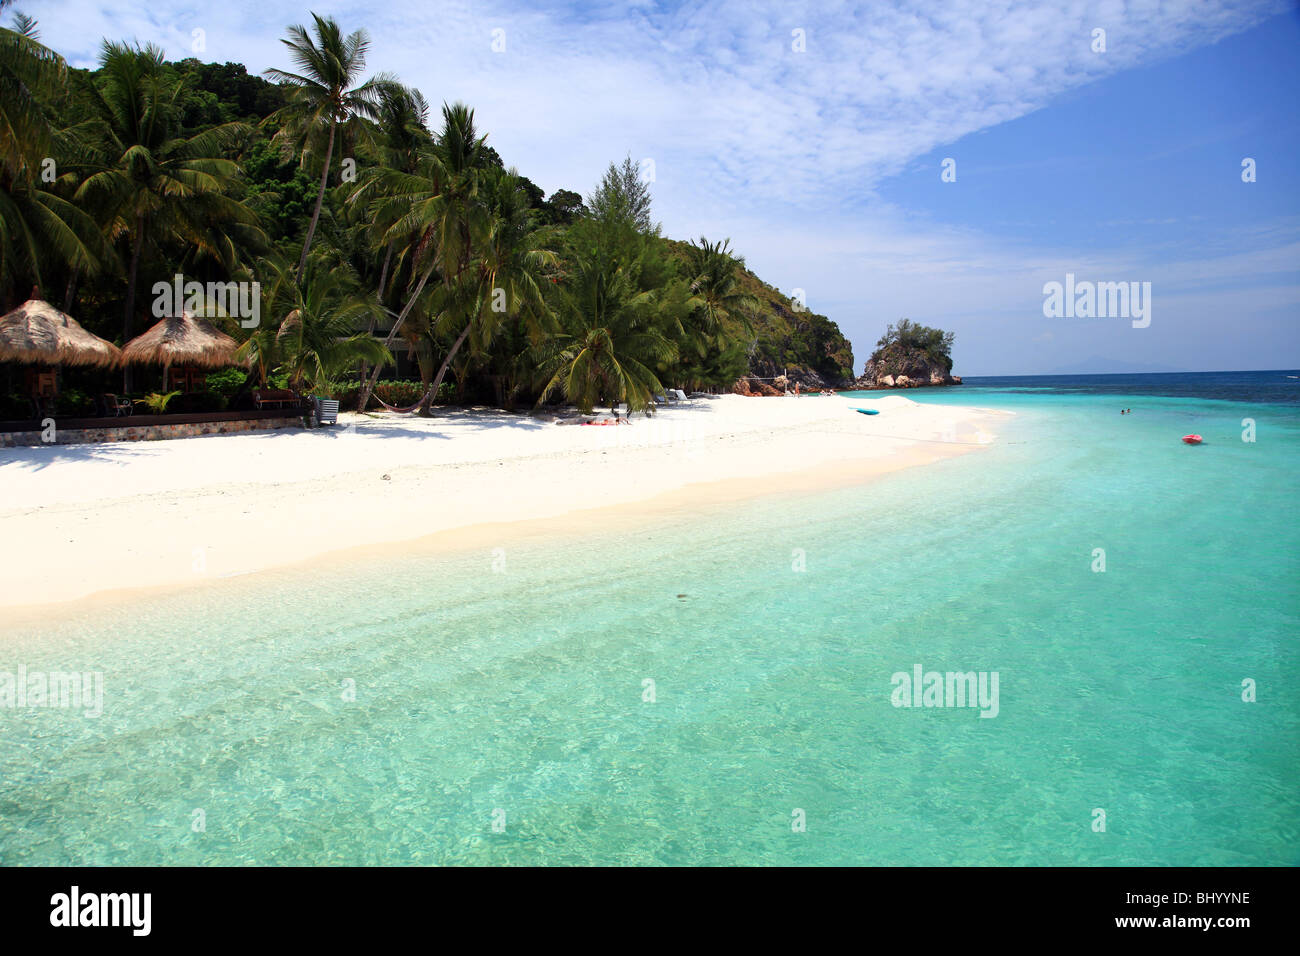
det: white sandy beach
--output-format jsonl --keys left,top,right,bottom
{"left": 0, "top": 394, "right": 1004, "bottom": 610}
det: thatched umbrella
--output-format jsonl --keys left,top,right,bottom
{"left": 0, "top": 297, "right": 122, "bottom": 368}
{"left": 121, "top": 311, "right": 245, "bottom": 391}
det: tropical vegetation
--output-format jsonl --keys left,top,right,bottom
{"left": 0, "top": 5, "right": 854, "bottom": 418}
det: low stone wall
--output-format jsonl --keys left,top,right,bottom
{"left": 0, "top": 415, "right": 303, "bottom": 448}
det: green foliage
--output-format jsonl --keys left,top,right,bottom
{"left": 242, "top": 139, "right": 317, "bottom": 243}
{"left": 586, "top": 155, "right": 656, "bottom": 235}
{"left": 176, "top": 59, "right": 286, "bottom": 123}
{"left": 0, "top": 19, "right": 860, "bottom": 415}
{"left": 0, "top": 391, "right": 31, "bottom": 418}
{"left": 54, "top": 386, "right": 94, "bottom": 416}
{"left": 542, "top": 188, "right": 584, "bottom": 225}
{"left": 204, "top": 366, "right": 248, "bottom": 397}
{"left": 138, "top": 390, "right": 180, "bottom": 414}
{"left": 235, "top": 255, "right": 391, "bottom": 393}
{"left": 660, "top": 239, "right": 854, "bottom": 385}
{"left": 263, "top": 13, "right": 396, "bottom": 277}
{"left": 0, "top": 14, "right": 109, "bottom": 303}
{"left": 870, "top": 318, "right": 954, "bottom": 374}
{"left": 326, "top": 379, "right": 452, "bottom": 410}
{"left": 173, "top": 390, "right": 228, "bottom": 413}
{"left": 0, "top": 4, "right": 63, "bottom": 180}
{"left": 73, "top": 40, "right": 265, "bottom": 347}
{"left": 531, "top": 217, "right": 684, "bottom": 412}
{"left": 375, "top": 380, "right": 447, "bottom": 406}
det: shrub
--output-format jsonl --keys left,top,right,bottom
{"left": 312, "top": 380, "right": 457, "bottom": 411}
{"left": 173, "top": 391, "right": 229, "bottom": 414}
{"left": 373, "top": 381, "right": 428, "bottom": 407}
{"left": 0, "top": 392, "right": 33, "bottom": 419}
{"left": 332, "top": 383, "right": 361, "bottom": 410}
{"left": 54, "top": 387, "right": 96, "bottom": 417}
{"left": 138, "top": 391, "right": 181, "bottom": 414}
{"left": 205, "top": 367, "right": 248, "bottom": 398}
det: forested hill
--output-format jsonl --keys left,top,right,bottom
{"left": 661, "top": 239, "right": 855, "bottom": 387}
{"left": 168, "top": 61, "right": 857, "bottom": 388}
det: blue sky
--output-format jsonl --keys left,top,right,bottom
{"left": 26, "top": 0, "right": 1300, "bottom": 374}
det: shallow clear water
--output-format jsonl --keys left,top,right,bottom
{"left": 2, "top": 371, "right": 1297, "bottom": 865}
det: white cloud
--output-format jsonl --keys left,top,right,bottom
{"left": 33, "top": 0, "right": 1286, "bottom": 204}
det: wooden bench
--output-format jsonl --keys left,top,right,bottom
{"left": 251, "top": 388, "right": 301, "bottom": 410}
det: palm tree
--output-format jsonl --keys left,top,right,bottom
{"left": 75, "top": 41, "right": 258, "bottom": 384}
{"left": 367, "top": 84, "right": 431, "bottom": 294}
{"left": 0, "top": 5, "right": 108, "bottom": 304}
{"left": 264, "top": 13, "right": 393, "bottom": 281}
{"left": 532, "top": 245, "right": 678, "bottom": 414}
{"left": 0, "top": 161, "right": 107, "bottom": 306}
{"left": 239, "top": 255, "right": 391, "bottom": 394}
{"left": 674, "top": 236, "right": 757, "bottom": 390}
{"left": 407, "top": 164, "right": 558, "bottom": 415}
{"left": 346, "top": 82, "right": 431, "bottom": 386}
{"left": 0, "top": 0, "right": 60, "bottom": 180}
{"left": 353, "top": 102, "right": 490, "bottom": 413}
{"left": 235, "top": 323, "right": 280, "bottom": 388}
{"left": 684, "top": 237, "right": 757, "bottom": 336}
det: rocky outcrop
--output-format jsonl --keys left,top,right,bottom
{"left": 853, "top": 357, "right": 961, "bottom": 390}
{"left": 731, "top": 375, "right": 805, "bottom": 396}
{"left": 745, "top": 360, "right": 836, "bottom": 390}
{"left": 850, "top": 319, "right": 961, "bottom": 389}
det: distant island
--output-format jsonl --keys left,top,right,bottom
{"left": 852, "top": 319, "right": 961, "bottom": 389}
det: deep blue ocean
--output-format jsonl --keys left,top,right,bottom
{"left": 951, "top": 369, "right": 1300, "bottom": 405}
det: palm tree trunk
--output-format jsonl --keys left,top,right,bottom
{"left": 416, "top": 323, "right": 472, "bottom": 417}
{"left": 359, "top": 242, "right": 394, "bottom": 390}
{"left": 296, "top": 118, "right": 337, "bottom": 282}
{"left": 355, "top": 257, "right": 438, "bottom": 412}
{"left": 375, "top": 242, "right": 393, "bottom": 300}
{"left": 122, "top": 214, "right": 145, "bottom": 392}
{"left": 62, "top": 269, "right": 79, "bottom": 313}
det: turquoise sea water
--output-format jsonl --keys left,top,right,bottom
{"left": 1, "top": 371, "right": 1297, "bottom": 865}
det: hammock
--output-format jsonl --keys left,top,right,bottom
{"left": 368, "top": 326, "right": 470, "bottom": 414}
{"left": 370, "top": 380, "right": 438, "bottom": 414}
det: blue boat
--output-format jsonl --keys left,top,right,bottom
{"left": 854, "top": 408, "right": 880, "bottom": 415}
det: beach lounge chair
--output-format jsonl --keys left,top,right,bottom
{"left": 313, "top": 396, "right": 340, "bottom": 425}
{"left": 671, "top": 388, "right": 688, "bottom": 401}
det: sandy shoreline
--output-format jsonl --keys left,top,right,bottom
{"left": 0, "top": 394, "right": 1006, "bottom": 612}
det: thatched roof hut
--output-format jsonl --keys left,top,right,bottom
{"left": 0, "top": 298, "right": 121, "bottom": 367}
{"left": 121, "top": 312, "right": 243, "bottom": 369}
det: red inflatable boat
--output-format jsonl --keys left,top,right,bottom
{"left": 1182, "top": 434, "right": 1203, "bottom": 445}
